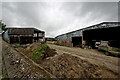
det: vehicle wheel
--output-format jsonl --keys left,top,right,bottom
{"left": 105, "top": 52, "right": 109, "bottom": 56}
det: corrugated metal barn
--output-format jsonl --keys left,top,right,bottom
{"left": 56, "top": 22, "right": 120, "bottom": 48}
{"left": 2, "top": 27, "right": 45, "bottom": 44}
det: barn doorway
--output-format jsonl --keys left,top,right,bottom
{"left": 83, "top": 26, "right": 120, "bottom": 48}
{"left": 20, "top": 36, "right": 33, "bottom": 44}
{"left": 72, "top": 37, "right": 82, "bottom": 47}
{"left": 9, "top": 36, "right": 19, "bottom": 44}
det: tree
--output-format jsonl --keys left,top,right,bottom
{"left": 0, "top": 20, "right": 6, "bottom": 31}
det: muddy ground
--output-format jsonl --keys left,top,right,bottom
{"left": 48, "top": 44, "right": 120, "bottom": 78}
{"left": 40, "top": 53, "right": 118, "bottom": 78}
{"left": 12, "top": 43, "right": 57, "bottom": 64}
{"left": 2, "top": 41, "right": 54, "bottom": 79}
{"left": 9, "top": 42, "right": 119, "bottom": 78}
{"left": 1, "top": 35, "right": 120, "bottom": 78}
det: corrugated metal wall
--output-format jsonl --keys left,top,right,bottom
{"left": 58, "top": 30, "right": 83, "bottom": 40}
{"left": 3, "top": 30, "right": 9, "bottom": 42}
{"left": 8, "top": 28, "right": 34, "bottom": 35}
{"left": 57, "top": 22, "right": 120, "bottom": 40}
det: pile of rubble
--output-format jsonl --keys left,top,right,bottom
{"left": 5, "top": 43, "right": 118, "bottom": 78}
{"left": 40, "top": 53, "right": 117, "bottom": 78}
{"left": 14, "top": 43, "right": 57, "bottom": 64}
{"left": 2, "top": 43, "right": 45, "bottom": 78}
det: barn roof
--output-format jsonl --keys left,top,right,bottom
{"left": 56, "top": 22, "right": 120, "bottom": 38}
{"left": 5, "top": 27, "right": 45, "bottom": 35}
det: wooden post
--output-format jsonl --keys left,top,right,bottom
{"left": 37, "top": 33, "right": 39, "bottom": 42}
{"left": 8, "top": 36, "right": 10, "bottom": 44}
{"left": 19, "top": 35, "right": 21, "bottom": 44}
{"left": 82, "top": 31, "right": 83, "bottom": 48}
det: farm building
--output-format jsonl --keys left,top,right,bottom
{"left": 2, "top": 27, "right": 45, "bottom": 44}
{"left": 56, "top": 22, "right": 120, "bottom": 48}
{"left": 45, "top": 37, "right": 56, "bottom": 41}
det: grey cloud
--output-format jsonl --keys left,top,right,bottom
{"left": 2, "top": 2, "right": 118, "bottom": 37}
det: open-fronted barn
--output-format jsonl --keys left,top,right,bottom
{"left": 2, "top": 27, "right": 45, "bottom": 44}
{"left": 56, "top": 22, "right": 120, "bottom": 48}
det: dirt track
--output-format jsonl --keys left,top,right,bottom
{"left": 47, "top": 44, "right": 120, "bottom": 76}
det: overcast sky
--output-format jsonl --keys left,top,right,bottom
{"left": 0, "top": 1, "right": 119, "bottom": 37}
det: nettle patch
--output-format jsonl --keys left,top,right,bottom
{"left": 32, "top": 44, "right": 50, "bottom": 60}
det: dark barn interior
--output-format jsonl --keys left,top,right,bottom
{"left": 9, "top": 35, "right": 19, "bottom": 44}
{"left": 20, "top": 36, "right": 33, "bottom": 44}
{"left": 8, "top": 28, "right": 34, "bottom": 44}
{"left": 72, "top": 37, "right": 82, "bottom": 47}
{"left": 83, "top": 26, "right": 120, "bottom": 48}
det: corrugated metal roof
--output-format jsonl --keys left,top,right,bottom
{"left": 8, "top": 28, "right": 34, "bottom": 35}
{"left": 56, "top": 22, "right": 120, "bottom": 38}
{"left": 6, "top": 26, "right": 33, "bottom": 28}
{"left": 5, "top": 26, "right": 45, "bottom": 33}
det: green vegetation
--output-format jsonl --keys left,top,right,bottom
{"left": 32, "top": 44, "right": 49, "bottom": 60}
{"left": 0, "top": 20, "right": 6, "bottom": 31}
{"left": 55, "top": 37, "right": 58, "bottom": 41}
